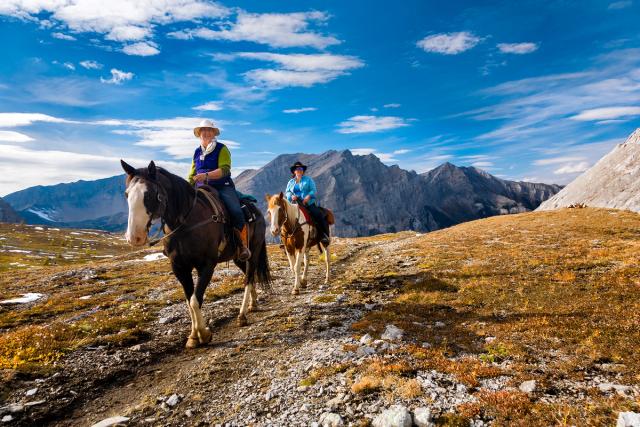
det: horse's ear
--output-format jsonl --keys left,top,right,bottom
{"left": 264, "top": 193, "right": 271, "bottom": 202}
{"left": 278, "top": 192, "right": 284, "bottom": 200}
{"left": 121, "top": 160, "right": 136, "bottom": 176}
{"left": 148, "top": 161, "right": 156, "bottom": 180}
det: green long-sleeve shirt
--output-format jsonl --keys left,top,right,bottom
{"left": 187, "top": 144, "right": 232, "bottom": 185}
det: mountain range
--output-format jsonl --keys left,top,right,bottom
{"left": 0, "top": 196, "right": 22, "bottom": 223}
{"left": 1, "top": 150, "right": 561, "bottom": 236}
{"left": 537, "top": 128, "right": 640, "bottom": 212}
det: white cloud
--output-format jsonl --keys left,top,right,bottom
{"left": 79, "top": 60, "right": 102, "bottom": 69}
{"left": 168, "top": 11, "right": 339, "bottom": 49}
{"left": 94, "top": 116, "right": 239, "bottom": 159}
{"left": 392, "top": 149, "right": 410, "bottom": 155}
{"left": 100, "top": 68, "right": 134, "bottom": 85}
{"left": 0, "top": 113, "right": 70, "bottom": 127}
{"left": 0, "top": 0, "right": 230, "bottom": 54}
{"left": 122, "top": 41, "right": 159, "bottom": 56}
{"left": 417, "top": 32, "right": 481, "bottom": 55}
{"left": 193, "top": 101, "right": 223, "bottom": 111}
{"left": 471, "top": 161, "right": 494, "bottom": 168}
{"left": 0, "top": 131, "right": 33, "bottom": 142}
{"left": 384, "top": 103, "right": 401, "bottom": 108}
{"left": 337, "top": 115, "right": 411, "bottom": 134}
{"left": 222, "top": 52, "right": 364, "bottom": 89}
{"left": 245, "top": 69, "right": 345, "bottom": 89}
{"left": 283, "top": 107, "right": 317, "bottom": 114}
{"left": 554, "top": 161, "right": 590, "bottom": 175}
{"left": 52, "top": 32, "right": 76, "bottom": 41}
{"left": 0, "top": 144, "right": 190, "bottom": 195}
{"left": 63, "top": 62, "right": 75, "bottom": 70}
{"left": 608, "top": 1, "right": 632, "bottom": 9}
{"left": 228, "top": 52, "right": 363, "bottom": 72}
{"left": 571, "top": 106, "right": 640, "bottom": 121}
{"left": 497, "top": 42, "right": 538, "bottom": 54}
{"left": 106, "top": 25, "right": 151, "bottom": 41}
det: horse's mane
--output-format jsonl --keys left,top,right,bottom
{"left": 155, "top": 167, "right": 195, "bottom": 224}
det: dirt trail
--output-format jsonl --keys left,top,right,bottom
{"left": 51, "top": 234, "right": 418, "bottom": 426}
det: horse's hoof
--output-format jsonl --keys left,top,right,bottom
{"left": 248, "top": 304, "right": 257, "bottom": 312}
{"left": 185, "top": 337, "right": 199, "bottom": 349}
{"left": 237, "top": 315, "right": 248, "bottom": 327}
{"left": 300, "top": 279, "right": 307, "bottom": 288}
{"left": 199, "top": 328, "right": 212, "bottom": 345}
{"left": 292, "top": 288, "right": 300, "bottom": 295}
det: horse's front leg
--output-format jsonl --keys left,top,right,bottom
{"left": 292, "top": 250, "right": 303, "bottom": 295}
{"left": 192, "top": 262, "right": 215, "bottom": 345}
{"left": 300, "top": 249, "right": 310, "bottom": 288}
{"left": 322, "top": 244, "right": 330, "bottom": 285}
{"left": 172, "top": 264, "right": 199, "bottom": 349}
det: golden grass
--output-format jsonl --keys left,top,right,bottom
{"left": 349, "top": 208, "right": 640, "bottom": 424}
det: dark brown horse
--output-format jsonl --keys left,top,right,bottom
{"left": 121, "top": 160, "right": 270, "bottom": 348}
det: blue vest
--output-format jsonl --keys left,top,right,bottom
{"left": 194, "top": 143, "right": 231, "bottom": 188}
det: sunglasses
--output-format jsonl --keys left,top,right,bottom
{"left": 295, "top": 167, "right": 304, "bottom": 171}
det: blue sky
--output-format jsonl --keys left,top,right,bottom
{"left": 0, "top": 0, "right": 639, "bottom": 195}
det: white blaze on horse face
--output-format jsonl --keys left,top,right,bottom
{"left": 125, "top": 180, "right": 151, "bottom": 246}
{"left": 268, "top": 206, "right": 280, "bottom": 236}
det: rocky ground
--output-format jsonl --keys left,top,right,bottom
{"left": 1, "top": 210, "right": 640, "bottom": 426}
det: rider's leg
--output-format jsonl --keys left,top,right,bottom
{"left": 217, "top": 184, "right": 251, "bottom": 261}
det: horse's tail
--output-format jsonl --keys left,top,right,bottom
{"left": 255, "top": 238, "right": 271, "bottom": 285}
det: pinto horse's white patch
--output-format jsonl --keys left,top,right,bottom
{"left": 125, "top": 179, "right": 151, "bottom": 246}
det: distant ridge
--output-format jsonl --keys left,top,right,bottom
{"left": 537, "top": 128, "right": 640, "bottom": 212}
{"left": 0, "top": 196, "right": 22, "bottom": 223}
{"left": 4, "top": 151, "right": 561, "bottom": 236}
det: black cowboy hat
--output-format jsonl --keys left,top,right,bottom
{"left": 290, "top": 161, "right": 308, "bottom": 173}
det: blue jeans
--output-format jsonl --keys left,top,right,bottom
{"left": 214, "top": 182, "right": 245, "bottom": 231}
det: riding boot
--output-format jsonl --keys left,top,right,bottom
{"left": 320, "top": 221, "right": 331, "bottom": 246}
{"left": 235, "top": 225, "right": 251, "bottom": 262}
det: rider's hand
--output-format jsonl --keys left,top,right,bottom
{"left": 291, "top": 195, "right": 298, "bottom": 201}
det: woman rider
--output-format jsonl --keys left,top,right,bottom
{"left": 188, "top": 119, "right": 250, "bottom": 261}
{"left": 285, "top": 161, "right": 330, "bottom": 246}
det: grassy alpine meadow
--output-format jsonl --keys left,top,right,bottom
{"left": 348, "top": 208, "right": 640, "bottom": 425}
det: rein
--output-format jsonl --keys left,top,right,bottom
{"left": 148, "top": 187, "right": 223, "bottom": 247}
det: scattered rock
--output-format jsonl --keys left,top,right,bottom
{"left": 25, "top": 388, "right": 38, "bottom": 397}
{"left": 372, "top": 405, "right": 413, "bottom": 427}
{"left": 357, "top": 345, "right": 376, "bottom": 356}
{"left": 359, "top": 333, "right": 373, "bottom": 344}
{"left": 381, "top": 324, "right": 404, "bottom": 341}
{"left": 519, "top": 380, "right": 536, "bottom": 393}
{"left": 1, "top": 415, "right": 13, "bottom": 423}
{"left": 617, "top": 412, "right": 640, "bottom": 427}
{"left": 413, "top": 407, "right": 433, "bottom": 427}
{"left": 165, "top": 394, "right": 180, "bottom": 407}
{"left": 91, "top": 416, "right": 130, "bottom": 427}
{"left": 434, "top": 321, "right": 445, "bottom": 328}
{"left": 318, "top": 412, "right": 344, "bottom": 427}
{"left": 598, "top": 383, "right": 631, "bottom": 395}
{"left": 185, "top": 409, "right": 193, "bottom": 418}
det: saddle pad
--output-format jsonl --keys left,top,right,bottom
{"left": 297, "top": 204, "right": 313, "bottom": 225}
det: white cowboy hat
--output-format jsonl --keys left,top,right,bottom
{"left": 193, "top": 119, "right": 220, "bottom": 138}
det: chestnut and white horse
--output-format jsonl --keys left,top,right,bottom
{"left": 265, "top": 193, "right": 333, "bottom": 294}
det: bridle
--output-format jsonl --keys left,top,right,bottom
{"left": 275, "top": 198, "right": 306, "bottom": 238}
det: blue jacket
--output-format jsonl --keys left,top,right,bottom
{"left": 285, "top": 175, "right": 317, "bottom": 205}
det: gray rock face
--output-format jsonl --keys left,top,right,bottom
{"left": 0, "top": 197, "right": 21, "bottom": 223}
{"left": 538, "top": 128, "right": 640, "bottom": 212}
{"left": 372, "top": 405, "right": 413, "bottom": 427}
{"left": 236, "top": 150, "right": 560, "bottom": 237}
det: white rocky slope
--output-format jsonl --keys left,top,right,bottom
{"left": 537, "top": 128, "right": 640, "bottom": 212}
